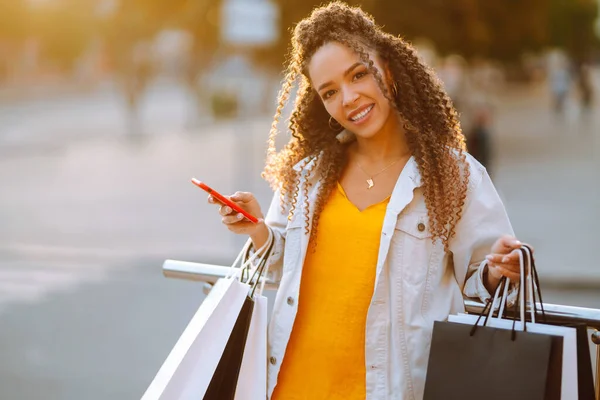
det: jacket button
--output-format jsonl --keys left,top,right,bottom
{"left": 417, "top": 222, "right": 426, "bottom": 232}
{"left": 287, "top": 296, "right": 294, "bottom": 306}
{"left": 269, "top": 356, "right": 277, "bottom": 365}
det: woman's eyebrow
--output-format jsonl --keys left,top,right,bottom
{"left": 317, "top": 62, "right": 363, "bottom": 91}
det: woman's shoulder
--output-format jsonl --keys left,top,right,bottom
{"left": 462, "top": 151, "right": 487, "bottom": 194}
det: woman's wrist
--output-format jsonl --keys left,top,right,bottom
{"left": 483, "top": 263, "right": 502, "bottom": 294}
{"left": 250, "top": 222, "right": 270, "bottom": 251}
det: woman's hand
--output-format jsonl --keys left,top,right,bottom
{"left": 208, "top": 191, "right": 270, "bottom": 247}
{"left": 484, "top": 235, "right": 532, "bottom": 290}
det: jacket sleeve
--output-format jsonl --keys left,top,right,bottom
{"left": 449, "top": 161, "right": 518, "bottom": 305}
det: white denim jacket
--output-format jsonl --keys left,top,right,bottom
{"left": 260, "top": 153, "right": 514, "bottom": 399}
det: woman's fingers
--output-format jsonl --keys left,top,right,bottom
{"left": 221, "top": 218, "right": 259, "bottom": 235}
{"left": 486, "top": 249, "right": 521, "bottom": 264}
{"left": 219, "top": 205, "right": 233, "bottom": 216}
{"left": 230, "top": 192, "right": 254, "bottom": 203}
{"left": 489, "top": 264, "right": 521, "bottom": 282}
{"left": 486, "top": 249, "right": 521, "bottom": 281}
{"left": 222, "top": 213, "right": 245, "bottom": 224}
{"left": 490, "top": 235, "right": 522, "bottom": 254}
{"left": 487, "top": 239, "right": 535, "bottom": 281}
{"left": 207, "top": 195, "right": 225, "bottom": 206}
{"left": 207, "top": 195, "right": 235, "bottom": 216}
{"left": 207, "top": 191, "right": 264, "bottom": 236}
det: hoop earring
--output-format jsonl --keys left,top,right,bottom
{"left": 391, "top": 82, "right": 399, "bottom": 98}
{"left": 329, "top": 116, "right": 342, "bottom": 131}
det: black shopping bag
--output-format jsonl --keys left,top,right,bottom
{"left": 203, "top": 296, "right": 254, "bottom": 400}
{"left": 423, "top": 320, "right": 557, "bottom": 400}
{"left": 424, "top": 262, "right": 563, "bottom": 400}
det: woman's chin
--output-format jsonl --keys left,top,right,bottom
{"left": 351, "top": 122, "right": 386, "bottom": 140}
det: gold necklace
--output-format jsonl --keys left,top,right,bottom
{"left": 355, "top": 157, "right": 403, "bottom": 189}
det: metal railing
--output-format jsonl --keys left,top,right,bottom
{"left": 163, "top": 260, "right": 600, "bottom": 399}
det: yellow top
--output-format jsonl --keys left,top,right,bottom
{"left": 272, "top": 182, "right": 389, "bottom": 400}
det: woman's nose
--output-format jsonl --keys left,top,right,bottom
{"left": 342, "top": 87, "right": 360, "bottom": 107}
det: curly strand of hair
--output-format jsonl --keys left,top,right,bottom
{"left": 263, "top": 57, "right": 300, "bottom": 186}
{"left": 301, "top": 164, "right": 313, "bottom": 236}
{"left": 287, "top": 155, "right": 311, "bottom": 221}
{"left": 279, "top": 80, "right": 315, "bottom": 218}
{"left": 306, "top": 145, "right": 347, "bottom": 251}
{"left": 381, "top": 38, "right": 469, "bottom": 249}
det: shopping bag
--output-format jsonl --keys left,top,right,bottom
{"left": 424, "top": 246, "right": 575, "bottom": 400}
{"left": 203, "top": 296, "right": 255, "bottom": 399}
{"left": 525, "top": 249, "right": 595, "bottom": 400}
{"left": 143, "top": 232, "right": 274, "bottom": 400}
{"left": 568, "top": 323, "right": 596, "bottom": 400}
{"left": 205, "top": 235, "right": 274, "bottom": 400}
{"left": 233, "top": 236, "right": 274, "bottom": 400}
{"left": 424, "top": 318, "right": 555, "bottom": 400}
{"left": 141, "top": 277, "right": 250, "bottom": 400}
{"left": 446, "top": 313, "right": 577, "bottom": 399}
{"left": 235, "top": 295, "right": 268, "bottom": 400}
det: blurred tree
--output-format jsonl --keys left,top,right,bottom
{"left": 176, "top": 0, "right": 223, "bottom": 119}
{"left": 271, "top": 0, "right": 598, "bottom": 64}
{"left": 0, "top": 0, "right": 30, "bottom": 83}
{"left": 270, "top": 0, "right": 369, "bottom": 66}
{"left": 101, "top": 0, "right": 167, "bottom": 134}
{"left": 550, "top": 0, "right": 599, "bottom": 63}
{"left": 100, "top": 0, "right": 223, "bottom": 130}
{"left": 29, "top": 0, "right": 98, "bottom": 71}
{"left": 370, "top": 0, "right": 550, "bottom": 61}
{"left": 0, "top": 0, "right": 29, "bottom": 40}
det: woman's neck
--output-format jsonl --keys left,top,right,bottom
{"left": 351, "top": 117, "right": 411, "bottom": 163}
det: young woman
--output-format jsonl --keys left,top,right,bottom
{"left": 209, "top": 3, "right": 527, "bottom": 399}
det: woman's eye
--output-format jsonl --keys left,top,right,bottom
{"left": 323, "top": 90, "right": 336, "bottom": 99}
{"left": 353, "top": 71, "right": 368, "bottom": 81}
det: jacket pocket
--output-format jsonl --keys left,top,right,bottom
{"left": 395, "top": 213, "right": 444, "bottom": 317}
{"left": 395, "top": 212, "right": 432, "bottom": 240}
{"left": 394, "top": 212, "right": 434, "bottom": 286}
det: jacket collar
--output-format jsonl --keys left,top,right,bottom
{"left": 292, "top": 153, "right": 322, "bottom": 173}
{"left": 404, "top": 156, "right": 422, "bottom": 188}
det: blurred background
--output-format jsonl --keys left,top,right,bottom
{"left": 0, "top": 0, "right": 599, "bottom": 398}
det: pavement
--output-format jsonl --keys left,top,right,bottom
{"left": 0, "top": 76, "right": 598, "bottom": 399}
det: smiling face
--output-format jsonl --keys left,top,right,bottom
{"left": 308, "top": 41, "right": 396, "bottom": 140}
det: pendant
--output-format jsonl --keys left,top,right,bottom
{"left": 366, "top": 178, "right": 374, "bottom": 189}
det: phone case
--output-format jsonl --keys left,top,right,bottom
{"left": 191, "top": 178, "right": 259, "bottom": 224}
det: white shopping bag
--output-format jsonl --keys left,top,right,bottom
{"left": 141, "top": 276, "right": 250, "bottom": 400}
{"left": 234, "top": 233, "right": 274, "bottom": 400}
{"left": 235, "top": 294, "right": 268, "bottom": 400}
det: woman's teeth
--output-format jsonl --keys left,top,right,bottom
{"left": 351, "top": 105, "right": 374, "bottom": 122}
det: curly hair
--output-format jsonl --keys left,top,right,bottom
{"left": 262, "top": 1, "right": 469, "bottom": 250}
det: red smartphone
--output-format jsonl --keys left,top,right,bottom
{"left": 191, "top": 178, "right": 259, "bottom": 224}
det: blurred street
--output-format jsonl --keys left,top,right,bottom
{"left": 0, "top": 74, "right": 599, "bottom": 399}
